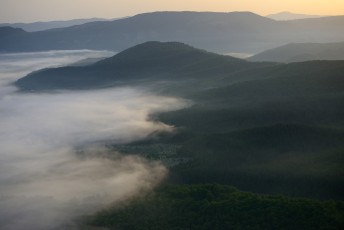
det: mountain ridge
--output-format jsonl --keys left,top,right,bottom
{"left": 15, "top": 41, "right": 262, "bottom": 91}
{"left": 1, "top": 11, "right": 344, "bottom": 53}
{"left": 249, "top": 42, "right": 344, "bottom": 62}
{"left": 267, "top": 11, "right": 325, "bottom": 20}
{"left": 0, "top": 18, "right": 111, "bottom": 32}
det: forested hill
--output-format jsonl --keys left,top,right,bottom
{"left": 14, "top": 41, "right": 270, "bottom": 91}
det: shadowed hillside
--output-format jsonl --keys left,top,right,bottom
{"left": 14, "top": 41, "right": 270, "bottom": 91}
{"left": 249, "top": 42, "right": 344, "bottom": 62}
{"left": 85, "top": 184, "right": 344, "bottom": 230}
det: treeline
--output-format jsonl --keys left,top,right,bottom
{"left": 86, "top": 184, "right": 344, "bottom": 230}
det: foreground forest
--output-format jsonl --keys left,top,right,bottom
{"left": 86, "top": 184, "right": 344, "bottom": 230}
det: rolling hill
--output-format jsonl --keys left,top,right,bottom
{"left": 14, "top": 41, "right": 270, "bottom": 91}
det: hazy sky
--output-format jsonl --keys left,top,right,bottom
{"left": 0, "top": 0, "right": 343, "bottom": 23}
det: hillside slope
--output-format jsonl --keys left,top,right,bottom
{"left": 249, "top": 42, "right": 344, "bottom": 62}
{"left": 86, "top": 184, "right": 344, "bottom": 230}
{"left": 14, "top": 41, "right": 268, "bottom": 91}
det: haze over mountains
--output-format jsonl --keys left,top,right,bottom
{"left": 0, "top": 18, "right": 110, "bottom": 32}
{"left": 249, "top": 42, "right": 344, "bottom": 62}
{"left": 266, "top": 12, "right": 325, "bottom": 20}
{"left": 1, "top": 11, "right": 344, "bottom": 54}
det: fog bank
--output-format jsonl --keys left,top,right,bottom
{"left": 0, "top": 51, "right": 187, "bottom": 229}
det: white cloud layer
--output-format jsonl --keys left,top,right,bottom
{"left": 0, "top": 51, "right": 187, "bottom": 229}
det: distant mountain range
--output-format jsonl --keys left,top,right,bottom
{"left": 267, "top": 12, "right": 325, "bottom": 20}
{"left": 1, "top": 11, "right": 344, "bottom": 54}
{"left": 0, "top": 18, "right": 111, "bottom": 32}
{"left": 249, "top": 42, "right": 344, "bottom": 62}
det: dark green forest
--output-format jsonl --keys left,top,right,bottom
{"left": 86, "top": 184, "right": 344, "bottom": 230}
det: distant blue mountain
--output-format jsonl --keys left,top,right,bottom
{"left": 0, "top": 18, "right": 113, "bottom": 32}
{"left": 1, "top": 11, "right": 344, "bottom": 53}
{"left": 266, "top": 12, "right": 325, "bottom": 20}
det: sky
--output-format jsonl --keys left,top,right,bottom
{"left": 0, "top": 0, "right": 343, "bottom": 23}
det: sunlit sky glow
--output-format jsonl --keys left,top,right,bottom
{"left": 1, "top": 0, "right": 343, "bottom": 23}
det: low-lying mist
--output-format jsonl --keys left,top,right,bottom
{"left": 0, "top": 51, "right": 188, "bottom": 229}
